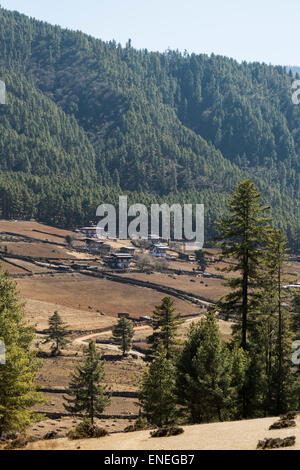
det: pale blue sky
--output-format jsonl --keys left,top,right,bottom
{"left": 1, "top": 0, "right": 299, "bottom": 65}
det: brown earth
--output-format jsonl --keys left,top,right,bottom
{"left": 1, "top": 260, "right": 29, "bottom": 274}
{"left": 23, "top": 297, "right": 115, "bottom": 331}
{"left": 25, "top": 415, "right": 133, "bottom": 441}
{"left": 35, "top": 351, "right": 144, "bottom": 392}
{"left": 117, "top": 271, "right": 228, "bottom": 302}
{"left": 17, "top": 273, "right": 200, "bottom": 319}
{"left": 0, "top": 220, "right": 78, "bottom": 243}
{"left": 33, "top": 393, "right": 138, "bottom": 417}
{"left": 4, "top": 258, "right": 52, "bottom": 273}
{"left": 3, "top": 241, "right": 79, "bottom": 259}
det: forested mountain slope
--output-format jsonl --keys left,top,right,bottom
{"left": 288, "top": 66, "right": 300, "bottom": 76}
{"left": 0, "top": 8, "right": 299, "bottom": 249}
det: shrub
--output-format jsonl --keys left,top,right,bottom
{"left": 134, "top": 253, "right": 153, "bottom": 272}
{"left": 3, "top": 433, "right": 31, "bottom": 449}
{"left": 257, "top": 436, "right": 296, "bottom": 449}
{"left": 43, "top": 431, "right": 59, "bottom": 440}
{"left": 67, "top": 419, "right": 109, "bottom": 440}
{"left": 150, "top": 426, "right": 184, "bottom": 438}
{"left": 124, "top": 415, "right": 153, "bottom": 433}
{"left": 280, "top": 411, "right": 298, "bottom": 420}
{"left": 269, "top": 419, "right": 296, "bottom": 430}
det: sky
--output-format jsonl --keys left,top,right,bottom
{"left": 1, "top": 0, "right": 300, "bottom": 66}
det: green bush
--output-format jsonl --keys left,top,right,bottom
{"left": 150, "top": 426, "right": 184, "bottom": 438}
{"left": 257, "top": 436, "right": 296, "bottom": 449}
{"left": 43, "top": 431, "right": 59, "bottom": 440}
{"left": 124, "top": 415, "right": 153, "bottom": 433}
{"left": 67, "top": 419, "right": 109, "bottom": 440}
{"left": 269, "top": 419, "right": 296, "bottom": 430}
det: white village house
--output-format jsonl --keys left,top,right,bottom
{"left": 105, "top": 253, "right": 133, "bottom": 269}
{"left": 149, "top": 244, "right": 168, "bottom": 258}
{"left": 80, "top": 226, "right": 105, "bottom": 239}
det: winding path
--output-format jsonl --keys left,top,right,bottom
{"left": 73, "top": 314, "right": 206, "bottom": 357}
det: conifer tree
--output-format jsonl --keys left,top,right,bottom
{"left": 262, "top": 230, "right": 294, "bottom": 415}
{"left": 64, "top": 341, "right": 110, "bottom": 424}
{"left": 175, "top": 320, "right": 204, "bottom": 423}
{"left": 0, "top": 268, "right": 44, "bottom": 437}
{"left": 139, "top": 344, "right": 178, "bottom": 427}
{"left": 44, "top": 311, "right": 70, "bottom": 355}
{"left": 243, "top": 229, "right": 294, "bottom": 416}
{"left": 244, "top": 309, "right": 277, "bottom": 417}
{"left": 65, "top": 235, "right": 74, "bottom": 247}
{"left": 112, "top": 317, "right": 134, "bottom": 357}
{"left": 230, "top": 343, "right": 249, "bottom": 419}
{"left": 176, "top": 310, "right": 237, "bottom": 423}
{"left": 291, "top": 290, "right": 300, "bottom": 339}
{"left": 215, "top": 180, "right": 272, "bottom": 350}
{"left": 145, "top": 297, "right": 183, "bottom": 361}
{"left": 194, "top": 249, "right": 207, "bottom": 272}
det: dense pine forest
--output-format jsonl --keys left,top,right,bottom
{"left": 0, "top": 8, "right": 299, "bottom": 250}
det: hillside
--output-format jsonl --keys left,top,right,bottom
{"left": 288, "top": 66, "right": 300, "bottom": 76}
{"left": 25, "top": 416, "right": 300, "bottom": 450}
{"left": 0, "top": 7, "right": 299, "bottom": 249}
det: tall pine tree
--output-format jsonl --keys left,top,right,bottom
{"left": 112, "top": 317, "right": 134, "bottom": 357}
{"left": 64, "top": 341, "right": 110, "bottom": 424}
{"left": 0, "top": 268, "right": 44, "bottom": 437}
{"left": 44, "top": 311, "right": 70, "bottom": 355}
{"left": 215, "top": 180, "right": 272, "bottom": 350}
{"left": 145, "top": 297, "right": 183, "bottom": 361}
{"left": 176, "top": 310, "right": 245, "bottom": 423}
{"left": 139, "top": 344, "right": 178, "bottom": 427}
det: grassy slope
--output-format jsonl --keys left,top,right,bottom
{"left": 26, "top": 416, "right": 299, "bottom": 450}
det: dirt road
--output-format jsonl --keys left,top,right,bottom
{"left": 72, "top": 314, "right": 207, "bottom": 357}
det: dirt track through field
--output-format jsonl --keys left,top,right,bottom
{"left": 73, "top": 331, "right": 144, "bottom": 357}
{"left": 72, "top": 314, "right": 207, "bottom": 357}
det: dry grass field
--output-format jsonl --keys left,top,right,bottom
{"left": 25, "top": 416, "right": 133, "bottom": 441}
{"left": 0, "top": 220, "right": 78, "bottom": 243}
{"left": 32, "top": 393, "right": 139, "bottom": 417}
{"left": 23, "top": 297, "right": 116, "bottom": 331}
{"left": 25, "top": 415, "right": 300, "bottom": 450}
{"left": 4, "top": 258, "right": 52, "bottom": 273}
{"left": 17, "top": 273, "right": 200, "bottom": 319}
{"left": 1, "top": 260, "right": 29, "bottom": 274}
{"left": 117, "top": 271, "right": 228, "bottom": 302}
{"left": 35, "top": 349, "right": 144, "bottom": 392}
{"left": 3, "top": 241, "right": 79, "bottom": 259}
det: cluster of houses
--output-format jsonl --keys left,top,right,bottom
{"left": 78, "top": 227, "right": 106, "bottom": 253}
{"left": 78, "top": 226, "right": 171, "bottom": 270}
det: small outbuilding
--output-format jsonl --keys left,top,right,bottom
{"left": 140, "top": 316, "right": 152, "bottom": 323}
{"left": 80, "top": 226, "right": 105, "bottom": 239}
{"left": 120, "top": 246, "right": 136, "bottom": 255}
{"left": 149, "top": 234, "right": 161, "bottom": 244}
{"left": 179, "top": 252, "right": 195, "bottom": 262}
{"left": 85, "top": 238, "right": 105, "bottom": 252}
{"left": 118, "top": 313, "right": 131, "bottom": 319}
